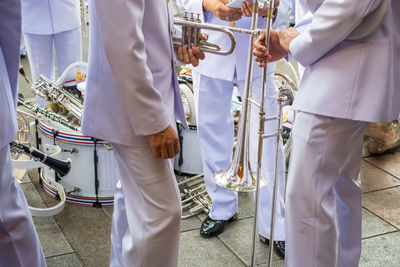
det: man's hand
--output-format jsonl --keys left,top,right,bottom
{"left": 253, "top": 27, "right": 299, "bottom": 66}
{"left": 242, "top": 0, "right": 280, "bottom": 17}
{"left": 146, "top": 125, "right": 180, "bottom": 159}
{"left": 203, "top": 0, "right": 242, "bottom": 22}
{"left": 175, "top": 45, "right": 205, "bottom": 67}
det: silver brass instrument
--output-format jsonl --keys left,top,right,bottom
{"left": 33, "top": 74, "right": 83, "bottom": 121}
{"left": 10, "top": 140, "right": 71, "bottom": 177}
{"left": 18, "top": 96, "right": 81, "bottom": 132}
{"left": 178, "top": 174, "right": 211, "bottom": 219}
{"left": 173, "top": 12, "right": 260, "bottom": 56}
{"left": 211, "top": 1, "right": 282, "bottom": 266}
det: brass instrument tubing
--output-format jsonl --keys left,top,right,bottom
{"left": 266, "top": 97, "right": 284, "bottom": 267}
{"left": 251, "top": 1, "right": 275, "bottom": 266}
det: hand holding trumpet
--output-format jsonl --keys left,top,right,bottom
{"left": 175, "top": 35, "right": 207, "bottom": 67}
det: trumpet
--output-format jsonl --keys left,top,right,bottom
{"left": 32, "top": 74, "right": 83, "bottom": 122}
{"left": 10, "top": 140, "right": 71, "bottom": 177}
{"left": 173, "top": 12, "right": 260, "bottom": 55}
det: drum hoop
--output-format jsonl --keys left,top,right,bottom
{"left": 42, "top": 179, "right": 114, "bottom": 206}
{"left": 38, "top": 121, "right": 105, "bottom": 145}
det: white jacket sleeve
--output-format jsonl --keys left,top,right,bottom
{"left": 289, "top": 0, "right": 385, "bottom": 66}
{"left": 95, "top": 0, "right": 169, "bottom": 136}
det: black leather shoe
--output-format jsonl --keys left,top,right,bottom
{"left": 259, "top": 235, "right": 285, "bottom": 259}
{"left": 200, "top": 213, "right": 238, "bottom": 238}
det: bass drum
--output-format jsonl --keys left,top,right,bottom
{"left": 38, "top": 119, "right": 119, "bottom": 206}
{"left": 174, "top": 79, "right": 203, "bottom": 176}
{"left": 275, "top": 59, "right": 299, "bottom": 164}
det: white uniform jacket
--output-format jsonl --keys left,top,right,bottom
{"left": 175, "top": 0, "right": 271, "bottom": 81}
{"left": 0, "top": 0, "right": 20, "bottom": 149}
{"left": 21, "top": 0, "right": 80, "bottom": 34}
{"left": 82, "top": 0, "right": 186, "bottom": 146}
{"left": 291, "top": 0, "right": 400, "bottom": 123}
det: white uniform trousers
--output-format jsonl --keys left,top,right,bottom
{"left": 23, "top": 27, "right": 82, "bottom": 106}
{"left": 193, "top": 71, "right": 286, "bottom": 241}
{"left": 0, "top": 145, "right": 46, "bottom": 267}
{"left": 110, "top": 142, "right": 181, "bottom": 267}
{"left": 285, "top": 111, "right": 370, "bottom": 267}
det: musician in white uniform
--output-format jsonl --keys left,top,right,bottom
{"left": 21, "top": 0, "right": 82, "bottom": 106}
{"left": 81, "top": 0, "right": 204, "bottom": 266}
{"left": 294, "top": 0, "right": 307, "bottom": 24}
{"left": 275, "top": 0, "right": 293, "bottom": 30}
{"left": 0, "top": 1, "right": 46, "bottom": 266}
{"left": 254, "top": 0, "right": 399, "bottom": 266}
{"left": 175, "top": 0, "right": 286, "bottom": 256}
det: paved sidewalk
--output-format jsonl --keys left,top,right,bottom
{"left": 19, "top": 149, "right": 400, "bottom": 266}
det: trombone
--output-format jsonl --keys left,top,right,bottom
{"left": 210, "top": 1, "right": 284, "bottom": 266}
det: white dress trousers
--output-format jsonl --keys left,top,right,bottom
{"left": 192, "top": 71, "right": 286, "bottom": 241}
{"left": 0, "top": 145, "right": 46, "bottom": 267}
{"left": 285, "top": 111, "right": 369, "bottom": 267}
{"left": 21, "top": 0, "right": 82, "bottom": 106}
{"left": 23, "top": 28, "right": 82, "bottom": 107}
{"left": 110, "top": 143, "right": 181, "bottom": 267}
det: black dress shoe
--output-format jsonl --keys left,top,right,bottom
{"left": 259, "top": 235, "right": 286, "bottom": 259}
{"left": 200, "top": 213, "right": 238, "bottom": 238}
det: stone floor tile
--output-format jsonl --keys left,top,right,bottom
{"left": 364, "top": 152, "right": 400, "bottom": 178}
{"left": 46, "top": 253, "right": 82, "bottom": 267}
{"left": 102, "top": 206, "right": 113, "bottom": 219}
{"left": 181, "top": 215, "right": 202, "bottom": 232}
{"left": 179, "top": 230, "right": 245, "bottom": 267}
{"left": 33, "top": 216, "right": 74, "bottom": 257}
{"left": 51, "top": 204, "right": 112, "bottom": 267}
{"left": 362, "top": 208, "right": 397, "bottom": 239}
{"left": 21, "top": 181, "right": 47, "bottom": 209}
{"left": 217, "top": 217, "right": 281, "bottom": 266}
{"left": 363, "top": 187, "right": 400, "bottom": 229}
{"left": 238, "top": 192, "right": 256, "bottom": 219}
{"left": 29, "top": 170, "right": 112, "bottom": 267}
{"left": 20, "top": 181, "right": 74, "bottom": 258}
{"left": 360, "top": 232, "right": 400, "bottom": 267}
{"left": 360, "top": 161, "right": 400, "bottom": 193}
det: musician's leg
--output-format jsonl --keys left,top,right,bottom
{"left": 0, "top": 145, "right": 46, "bottom": 267}
{"left": 111, "top": 142, "right": 181, "bottom": 267}
{"left": 53, "top": 27, "right": 82, "bottom": 77}
{"left": 335, "top": 145, "right": 366, "bottom": 266}
{"left": 23, "top": 32, "right": 54, "bottom": 106}
{"left": 285, "top": 112, "right": 368, "bottom": 267}
{"left": 192, "top": 71, "right": 238, "bottom": 220}
{"left": 109, "top": 180, "right": 129, "bottom": 267}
